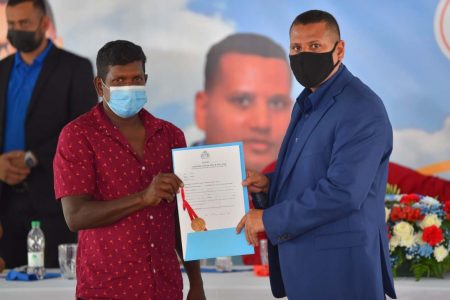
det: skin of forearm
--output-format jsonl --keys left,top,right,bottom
{"left": 183, "top": 260, "right": 203, "bottom": 285}
{"left": 62, "top": 192, "right": 146, "bottom": 232}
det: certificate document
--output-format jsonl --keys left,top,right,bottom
{"left": 172, "top": 142, "right": 254, "bottom": 261}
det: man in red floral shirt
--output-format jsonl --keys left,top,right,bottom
{"left": 53, "top": 40, "right": 205, "bottom": 300}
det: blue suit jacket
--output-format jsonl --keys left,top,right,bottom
{"left": 263, "top": 66, "right": 397, "bottom": 299}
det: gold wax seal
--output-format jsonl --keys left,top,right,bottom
{"left": 191, "top": 218, "right": 206, "bottom": 232}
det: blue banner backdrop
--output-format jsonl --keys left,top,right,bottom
{"left": 1, "top": 0, "right": 449, "bottom": 178}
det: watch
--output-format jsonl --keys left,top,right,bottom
{"left": 24, "top": 151, "right": 38, "bottom": 168}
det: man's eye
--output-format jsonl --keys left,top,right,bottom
{"left": 291, "top": 45, "right": 301, "bottom": 53}
{"left": 112, "top": 78, "right": 124, "bottom": 84}
{"left": 229, "top": 94, "right": 253, "bottom": 108}
{"left": 19, "top": 20, "right": 30, "bottom": 27}
{"left": 311, "top": 43, "right": 321, "bottom": 49}
{"left": 134, "top": 77, "right": 145, "bottom": 84}
{"left": 268, "top": 97, "right": 290, "bottom": 111}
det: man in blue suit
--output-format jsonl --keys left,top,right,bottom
{"left": 237, "top": 10, "right": 397, "bottom": 299}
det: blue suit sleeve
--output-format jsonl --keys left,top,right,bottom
{"left": 263, "top": 106, "right": 392, "bottom": 245}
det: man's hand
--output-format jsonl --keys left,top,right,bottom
{"left": 186, "top": 282, "right": 206, "bottom": 300}
{"left": 141, "top": 173, "right": 183, "bottom": 206}
{"left": 242, "top": 170, "right": 269, "bottom": 193}
{"left": 236, "top": 209, "right": 265, "bottom": 246}
{"left": 8, "top": 150, "right": 28, "bottom": 169}
{"left": 0, "top": 151, "right": 30, "bottom": 185}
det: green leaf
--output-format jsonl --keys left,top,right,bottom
{"left": 411, "top": 264, "right": 429, "bottom": 281}
{"left": 386, "top": 184, "right": 401, "bottom": 195}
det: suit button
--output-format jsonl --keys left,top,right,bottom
{"left": 278, "top": 234, "right": 287, "bottom": 241}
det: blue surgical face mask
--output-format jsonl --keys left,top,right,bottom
{"left": 102, "top": 81, "right": 148, "bottom": 118}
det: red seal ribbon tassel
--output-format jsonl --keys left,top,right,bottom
{"left": 180, "top": 187, "right": 207, "bottom": 231}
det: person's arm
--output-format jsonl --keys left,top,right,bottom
{"left": 61, "top": 173, "right": 182, "bottom": 231}
{"left": 0, "top": 151, "right": 30, "bottom": 185}
{"left": 168, "top": 124, "right": 205, "bottom": 299}
{"left": 174, "top": 210, "right": 205, "bottom": 300}
{"left": 54, "top": 122, "right": 182, "bottom": 231}
{"left": 237, "top": 171, "right": 271, "bottom": 244}
{"left": 263, "top": 102, "right": 392, "bottom": 246}
{"left": 388, "top": 162, "right": 450, "bottom": 202}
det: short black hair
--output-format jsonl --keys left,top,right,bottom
{"left": 290, "top": 10, "right": 340, "bottom": 40}
{"left": 204, "top": 33, "right": 287, "bottom": 91}
{"left": 96, "top": 40, "right": 147, "bottom": 81}
{"left": 6, "top": 0, "right": 46, "bottom": 14}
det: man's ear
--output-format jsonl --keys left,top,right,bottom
{"left": 41, "top": 15, "right": 50, "bottom": 32}
{"left": 94, "top": 77, "right": 105, "bottom": 99}
{"left": 195, "top": 91, "right": 208, "bottom": 131}
{"left": 336, "top": 40, "right": 345, "bottom": 61}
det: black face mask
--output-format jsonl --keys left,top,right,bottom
{"left": 289, "top": 42, "right": 340, "bottom": 89}
{"left": 7, "top": 24, "right": 44, "bottom": 53}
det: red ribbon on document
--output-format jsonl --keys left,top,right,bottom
{"left": 180, "top": 187, "right": 207, "bottom": 231}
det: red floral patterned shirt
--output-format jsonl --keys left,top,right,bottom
{"left": 54, "top": 104, "right": 186, "bottom": 300}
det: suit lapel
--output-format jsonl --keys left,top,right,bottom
{"left": 273, "top": 66, "right": 354, "bottom": 201}
{"left": 26, "top": 47, "right": 60, "bottom": 120}
{"left": 274, "top": 98, "right": 335, "bottom": 199}
{"left": 269, "top": 103, "right": 302, "bottom": 200}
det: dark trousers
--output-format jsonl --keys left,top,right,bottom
{"left": 0, "top": 185, "right": 77, "bottom": 268}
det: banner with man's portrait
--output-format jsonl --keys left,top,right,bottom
{"left": 1, "top": 0, "right": 450, "bottom": 178}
